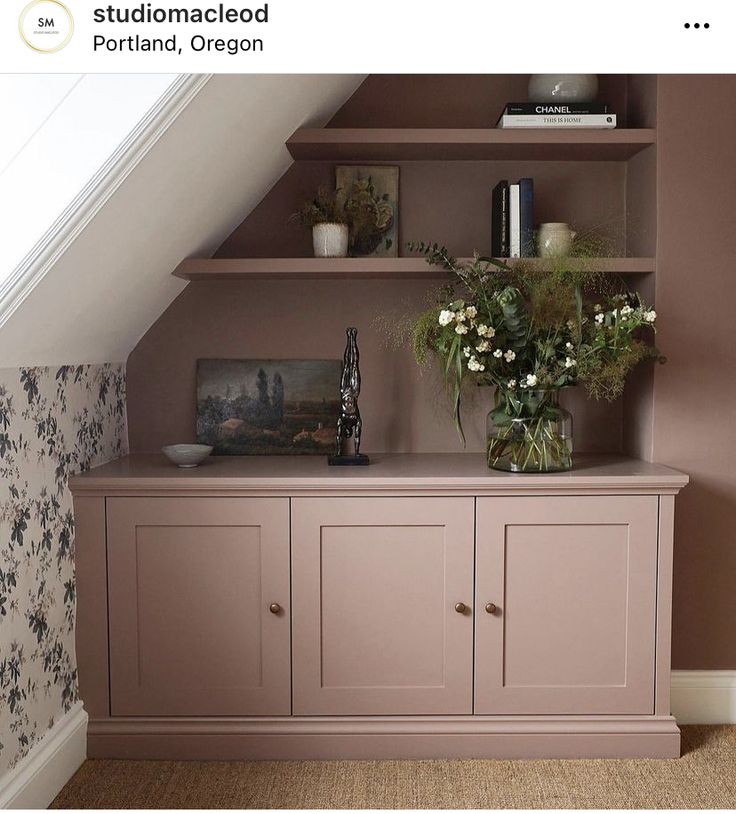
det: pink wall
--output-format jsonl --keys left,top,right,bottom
{"left": 126, "top": 277, "right": 621, "bottom": 455}
{"left": 655, "top": 75, "right": 736, "bottom": 669}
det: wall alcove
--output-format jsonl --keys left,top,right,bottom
{"left": 127, "top": 74, "right": 658, "bottom": 459}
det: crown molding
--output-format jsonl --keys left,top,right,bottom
{"left": 0, "top": 73, "right": 212, "bottom": 331}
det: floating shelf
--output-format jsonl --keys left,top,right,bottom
{"left": 285, "top": 128, "right": 657, "bottom": 162}
{"left": 174, "top": 257, "right": 655, "bottom": 281}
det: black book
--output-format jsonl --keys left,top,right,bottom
{"left": 491, "top": 181, "right": 509, "bottom": 257}
{"left": 518, "top": 178, "right": 534, "bottom": 257}
{"left": 502, "top": 102, "right": 610, "bottom": 116}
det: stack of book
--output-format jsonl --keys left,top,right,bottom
{"left": 492, "top": 179, "right": 533, "bottom": 258}
{"left": 496, "top": 102, "right": 616, "bottom": 129}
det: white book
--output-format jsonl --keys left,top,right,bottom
{"left": 509, "top": 184, "right": 520, "bottom": 258}
{"left": 498, "top": 113, "right": 617, "bottom": 129}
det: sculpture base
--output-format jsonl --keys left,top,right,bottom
{"left": 328, "top": 454, "right": 370, "bottom": 466}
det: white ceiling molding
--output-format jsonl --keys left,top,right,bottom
{"left": 0, "top": 74, "right": 365, "bottom": 366}
{"left": 0, "top": 74, "right": 210, "bottom": 331}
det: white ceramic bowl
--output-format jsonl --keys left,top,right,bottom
{"left": 162, "top": 444, "right": 213, "bottom": 468}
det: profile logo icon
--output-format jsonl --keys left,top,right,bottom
{"left": 19, "top": 0, "right": 73, "bottom": 53}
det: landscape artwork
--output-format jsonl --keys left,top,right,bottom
{"left": 336, "top": 165, "right": 399, "bottom": 257}
{"left": 196, "top": 359, "right": 342, "bottom": 455}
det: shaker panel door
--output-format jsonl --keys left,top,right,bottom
{"left": 292, "top": 497, "right": 474, "bottom": 715}
{"left": 475, "top": 495, "right": 658, "bottom": 714}
{"left": 107, "top": 497, "right": 290, "bottom": 716}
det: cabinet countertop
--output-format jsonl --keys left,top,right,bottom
{"left": 70, "top": 453, "right": 688, "bottom": 497}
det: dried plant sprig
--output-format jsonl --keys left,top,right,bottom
{"left": 289, "top": 186, "right": 348, "bottom": 229}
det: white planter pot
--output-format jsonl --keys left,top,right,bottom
{"left": 528, "top": 74, "right": 599, "bottom": 103}
{"left": 312, "top": 223, "right": 349, "bottom": 258}
{"left": 538, "top": 223, "right": 577, "bottom": 258}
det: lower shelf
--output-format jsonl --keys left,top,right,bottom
{"left": 87, "top": 715, "right": 681, "bottom": 760}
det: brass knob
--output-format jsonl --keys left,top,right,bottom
{"left": 485, "top": 602, "right": 498, "bottom": 615}
{"left": 269, "top": 603, "right": 282, "bottom": 615}
{"left": 454, "top": 602, "right": 467, "bottom": 614}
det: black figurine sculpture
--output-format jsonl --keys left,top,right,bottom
{"left": 328, "top": 327, "right": 369, "bottom": 465}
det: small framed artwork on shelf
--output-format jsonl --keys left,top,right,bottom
{"left": 336, "top": 165, "right": 399, "bottom": 257}
{"left": 196, "top": 359, "right": 342, "bottom": 455}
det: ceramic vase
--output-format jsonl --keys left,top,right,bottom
{"left": 538, "top": 223, "right": 576, "bottom": 257}
{"left": 312, "top": 223, "right": 349, "bottom": 258}
{"left": 528, "top": 74, "right": 599, "bottom": 103}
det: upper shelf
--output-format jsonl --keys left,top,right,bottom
{"left": 174, "top": 257, "right": 655, "bottom": 281}
{"left": 285, "top": 128, "right": 657, "bottom": 162}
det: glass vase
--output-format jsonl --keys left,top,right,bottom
{"left": 486, "top": 388, "right": 573, "bottom": 472}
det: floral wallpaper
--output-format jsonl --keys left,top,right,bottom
{"left": 0, "top": 364, "right": 127, "bottom": 776}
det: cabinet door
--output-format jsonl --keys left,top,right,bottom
{"left": 107, "top": 497, "right": 290, "bottom": 716}
{"left": 292, "top": 497, "right": 474, "bottom": 715}
{"left": 475, "top": 496, "right": 658, "bottom": 715}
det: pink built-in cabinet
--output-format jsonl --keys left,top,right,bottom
{"left": 106, "top": 497, "right": 291, "bottom": 716}
{"left": 475, "top": 496, "right": 657, "bottom": 715}
{"left": 71, "top": 453, "right": 687, "bottom": 760}
{"left": 292, "top": 497, "right": 475, "bottom": 715}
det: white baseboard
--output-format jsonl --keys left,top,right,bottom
{"left": 0, "top": 673, "right": 727, "bottom": 804}
{"left": 0, "top": 702, "right": 87, "bottom": 810}
{"left": 671, "top": 670, "right": 736, "bottom": 724}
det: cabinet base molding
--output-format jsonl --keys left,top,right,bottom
{"left": 88, "top": 715, "right": 681, "bottom": 760}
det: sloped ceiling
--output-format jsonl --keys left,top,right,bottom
{"left": 0, "top": 74, "right": 364, "bottom": 367}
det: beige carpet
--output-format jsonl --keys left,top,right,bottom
{"left": 51, "top": 726, "right": 736, "bottom": 809}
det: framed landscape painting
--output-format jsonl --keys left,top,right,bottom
{"left": 196, "top": 359, "right": 341, "bottom": 455}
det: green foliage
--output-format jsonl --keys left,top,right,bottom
{"left": 406, "top": 239, "right": 660, "bottom": 443}
{"left": 497, "top": 287, "right": 528, "bottom": 351}
{"left": 406, "top": 241, "right": 457, "bottom": 269}
{"left": 411, "top": 307, "right": 442, "bottom": 366}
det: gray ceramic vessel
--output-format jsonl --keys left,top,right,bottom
{"left": 162, "top": 444, "right": 214, "bottom": 468}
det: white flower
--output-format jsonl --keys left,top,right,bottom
{"left": 595, "top": 313, "right": 605, "bottom": 325}
{"left": 526, "top": 373, "right": 538, "bottom": 387}
{"left": 476, "top": 340, "right": 491, "bottom": 353}
{"left": 507, "top": 379, "right": 517, "bottom": 389}
{"left": 455, "top": 324, "right": 468, "bottom": 335}
{"left": 463, "top": 346, "right": 471, "bottom": 357}
{"left": 493, "top": 349, "right": 503, "bottom": 358}
{"left": 621, "top": 305, "right": 634, "bottom": 316}
{"left": 644, "top": 310, "right": 657, "bottom": 323}
{"left": 565, "top": 342, "right": 574, "bottom": 351}
{"left": 565, "top": 356, "right": 577, "bottom": 368}
{"left": 594, "top": 303, "right": 603, "bottom": 313}
{"left": 438, "top": 310, "right": 454, "bottom": 326}
{"left": 465, "top": 306, "right": 477, "bottom": 319}
{"left": 503, "top": 349, "right": 516, "bottom": 362}
{"left": 467, "top": 356, "right": 485, "bottom": 372}
{"left": 476, "top": 324, "right": 495, "bottom": 338}
{"left": 455, "top": 311, "right": 466, "bottom": 323}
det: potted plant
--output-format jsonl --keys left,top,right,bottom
{"left": 291, "top": 186, "right": 350, "bottom": 258}
{"left": 407, "top": 242, "right": 660, "bottom": 472}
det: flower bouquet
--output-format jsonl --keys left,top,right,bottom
{"left": 408, "top": 243, "right": 660, "bottom": 472}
